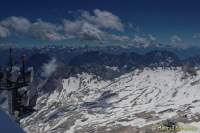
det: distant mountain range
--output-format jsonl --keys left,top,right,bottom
{"left": 1, "top": 46, "right": 200, "bottom": 133}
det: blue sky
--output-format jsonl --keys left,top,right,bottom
{"left": 1, "top": 0, "right": 200, "bottom": 47}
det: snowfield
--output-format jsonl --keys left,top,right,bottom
{"left": 21, "top": 67, "right": 200, "bottom": 133}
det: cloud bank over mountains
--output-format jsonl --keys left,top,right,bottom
{"left": 0, "top": 16, "right": 65, "bottom": 41}
{"left": 0, "top": 9, "right": 188, "bottom": 48}
{"left": 0, "top": 9, "right": 125, "bottom": 42}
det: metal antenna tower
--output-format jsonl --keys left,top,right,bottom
{"left": 0, "top": 48, "right": 34, "bottom": 122}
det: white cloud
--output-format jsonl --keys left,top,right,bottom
{"left": 110, "top": 34, "right": 130, "bottom": 42}
{"left": 63, "top": 19, "right": 104, "bottom": 41}
{"left": 0, "top": 25, "right": 10, "bottom": 38}
{"left": 0, "top": 17, "right": 65, "bottom": 41}
{"left": 63, "top": 9, "right": 126, "bottom": 42}
{"left": 148, "top": 34, "right": 156, "bottom": 42}
{"left": 168, "top": 35, "right": 189, "bottom": 49}
{"left": 193, "top": 33, "right": 200, "bottom": 39}
{"left": 128, "top": 23, "right": 134, "bottom": 29}
{"left": 63, "top": 19, "right": 83, "bottom": 35}
{"left": 127, "top": 22, "right": 140, "bottom": 32}
{"left": 28, "top": 20, "right": 65, "bottom": 41}
{"left": 169, "top": 35, "right": 189, "bottom": 49}
{"left": 81, "top": 9, "right": 124, "bottom": 32}
{"left": 133, "top": 35, "right": 148, "bottom": 46}
{"left": 1, "top": 16, "right": 31, "bottom": 33}
{"left": 0, "top": 10, "right": 129, "bottom": 43}
{"left": 170, "top": 35, "right": 183, "bottom": 47}
{"left": 41, "top": 58, "right": 57, "bottom": 78}
{"left": 132, "top": 34, "right": 156, "bottom": 47}
{"left": 80, "top": 22, "right": 104, "bottom": 41}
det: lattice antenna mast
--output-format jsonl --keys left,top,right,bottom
{"left": 21, "top": 55, "right": 26, "bottom": 84}
{"left": 0, "top": 48, "right": 34, "bottom": 123}
{"left": 9, "top": 48, "right": 13, "bottom": 72}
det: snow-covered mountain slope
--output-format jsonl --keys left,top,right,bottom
{"left": 21, "top": 68, "right": 200, "bottom": 133}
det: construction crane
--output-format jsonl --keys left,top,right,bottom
{"left": 0, "top": 48, "right": 34, "bottom": 122}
